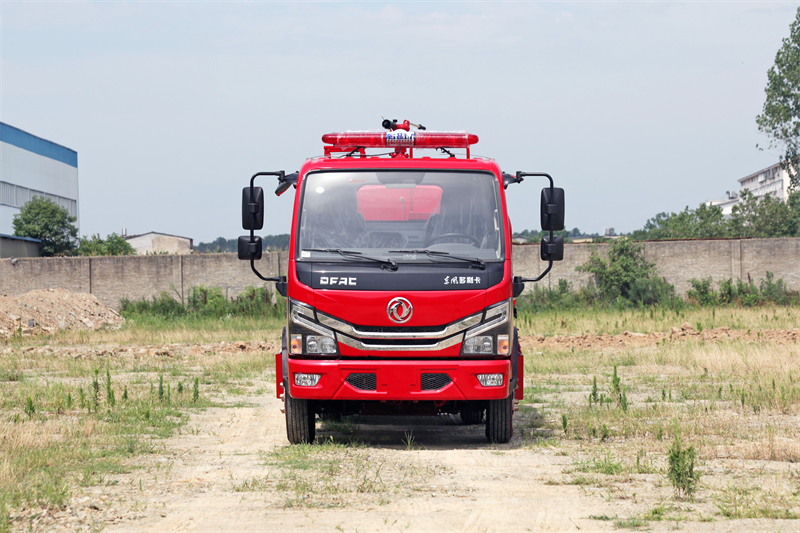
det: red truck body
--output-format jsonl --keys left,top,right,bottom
{"left": 239, "top": 125, "right": 564, "bottom": 444}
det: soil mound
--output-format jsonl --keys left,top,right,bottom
{"left": 0, "top": 288, "right": 124, "bottom": 338}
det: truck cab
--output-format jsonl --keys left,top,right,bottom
{"left": 239, "top": 123, "right": 564, "bottom": 444}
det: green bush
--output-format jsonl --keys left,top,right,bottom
{"left": 119, "top": 285, "right": 286, "bottom": 319}
{"left": 573, "top": 238, "right": 678, "bottom": 308}
{"left": 686, "top": 272, "right": 799, "bottom": 307}
{"left": 515, "top": 279, "right": 599, "bottom": 312}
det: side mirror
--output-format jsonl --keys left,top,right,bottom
{"left": 275, "top": 181, "right": 292, "bottom": 196}
{"left": 242, "top": 187, "right": 264, "bottom": 230}
{"left": 540, "top": 236, "right": 564, "bottom": 261}
{"left": 238, "top": 236, "right": 263, "bottom": 260}
{"left": 540, "top": 187, "right": 565, "bottom": 231}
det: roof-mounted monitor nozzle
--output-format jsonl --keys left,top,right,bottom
{"left": 381, "top": 118, "right": 426, "bottom": 131}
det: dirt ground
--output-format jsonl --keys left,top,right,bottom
{"left": 6, "top": 323, "right": 800, "bottom": 532}
{"left": 20, "top": 378, "right": 800, "bottom": 532}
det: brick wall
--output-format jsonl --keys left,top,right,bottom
{"left": 1, "top": 238, "right": 798, "bottom": 309}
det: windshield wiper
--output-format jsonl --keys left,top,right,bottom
{"left": 388, "top": 249, "right": 486, "bottom": 270}
{"left": 304, "top": 248, "right": 398, "bottom": 270}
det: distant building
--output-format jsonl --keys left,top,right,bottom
{"left": 0, "top": 122, "right": 79, "bottom": 235}
{"left": 124, "top": 231, "right": 193, "bottom": 255}
{"left": 707, "top": 162, "right": 792, "bottom": 215}
{"left": 0, "top": 234, "right": 42, "bottom": 258}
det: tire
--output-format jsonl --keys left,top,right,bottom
{"left": 485, "top": 393, "right": 514, "bottom": 443}
{"left": 285, "top": 390, "right": 316, "bottom": 444}
{"left": 460, "top": 409, "right": 484, "bottom": 425}
{"left": 318, "top": 412, "right": 342, "bottom": 422}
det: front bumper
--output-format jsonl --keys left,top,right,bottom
{"left": 285, "top": 358, "right": 511, "bottom": 401}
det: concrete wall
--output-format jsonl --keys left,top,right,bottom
{"left": 521, "top": 238, "right": 800, "bottom": 296}
{"left": 1, "top": 239, "right": 798, "bottom": 309}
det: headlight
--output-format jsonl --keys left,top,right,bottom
{"left": 464, "top": 335, "right": 493, "bottom": 354}
{"left": 288, "top": 300, "right": 339, "bottom": 355}
{"left": 461, "top": 300, "right": 513, "bottom": 356}
{"left": 307, "top": 335, "right": 336, "bottom": 354}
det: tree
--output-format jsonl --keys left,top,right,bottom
{"left": 12, "top": 196, "right": 78, "bottom": 256}
{"left": 756, "top": 6, "right": 800, "bottom": 192}
{"left": 630, "top": 203, "right": 728, "bottom": 241}
{"left": 76, "top": 233, "right": 136, "bottom": 256}
{"left": 728, "top": 190, "right": 798, "bottom": 238}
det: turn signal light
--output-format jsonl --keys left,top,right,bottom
{"left": 497, "top": 335, "right": 510, "bottom": 355}
{"left": 290, "top": 334, "right": 302, "bottom": 354}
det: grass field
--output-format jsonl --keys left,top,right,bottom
{"left": 516, "top": 305, "right": 800, "bottom": 527}
{"left": 0, "top": 315, "right": 283, "bottom": 531}
{"left": 1, "top": 306, "right": 799, "bottom": 531}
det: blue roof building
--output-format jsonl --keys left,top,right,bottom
{"left": 0, "top": 122, "right": 79, "bottom": 235}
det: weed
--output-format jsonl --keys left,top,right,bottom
{"left": 561, "top": 413, "right": 568, "bottom": 435}
{"left": 106, "top": 363, "right": 115, "bottom": 408}
{"left": 667, "top": 427, "right": 699, "bottom": 498}
{"left": 588, "top": 514, "right": 616, "bottom": 521}
{"left": 193, "top": 377, "right": 199, "bottom": 403}
{"left": 589, "top": 376, "right": 599, "bottom": 406}
{"left": 231, "top": 475, "right": 271, "bottom": 492}
{"left": 611, "top": 365, "right": 621, "bottom": 396}
{"left": 613, "top": 516, "right": 648, "bottom": 529}
{"left": 92, "top": 369, "right": 100, "bottom": 409}
{"left": 575, "top": 452, "right": 624, "bottom": 475}
{"left": 402, "top": 431, "right": 416, "bottom": 451}
{"left": 24, "top": 396, "right": 35, "bottom": 418}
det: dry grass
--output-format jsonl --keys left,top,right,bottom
{"left": 517, "top": 305, "right": 800, "bottom": 337}
{"left": 520, "top": 311, "right": 800, "bottom": 526}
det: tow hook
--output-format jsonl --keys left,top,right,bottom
{"left": 513, "top": 399, "right": 520, "bottom": 412}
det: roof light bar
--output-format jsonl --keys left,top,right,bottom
{"left": 321, "top": 131, "right": 478, "bottom": 149}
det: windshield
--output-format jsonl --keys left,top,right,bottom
{"left": 296, "top": 171, "right": 504, "bottom": 262}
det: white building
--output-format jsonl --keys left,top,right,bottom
{"left": 707, "top": 162, "right": 792, "bottom": 215}
{"left": 0, "top": 122, "right": 79, "bottom": 235}
{"left": 124, "top": 232, "right": 193, "bottom": 255}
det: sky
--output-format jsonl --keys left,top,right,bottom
{"left": 1, "top": 0, "right": 798, "bottom": 243}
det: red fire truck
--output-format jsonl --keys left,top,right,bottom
{"left": 239, "top": 120, "right": 564, "bottom": 444}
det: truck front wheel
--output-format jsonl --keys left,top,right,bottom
{"left": 460, "top": 409, "right": 484, "bottom": 425}
{"left": 485, "top": 394, "right": 513, "bottom": 443}
{"left": 285, "top": 391, "right": 316, "bottom": 444}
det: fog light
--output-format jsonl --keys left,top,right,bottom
{"left": 290, "top": 334, "right": 303, "bottom": 354}
{"left": 307, "top": 335, "right": 336, "bottom": 354}
{"left": 294, "top": 373, "right": 321, "bottom": 387}
{"left": 477, "top": 373, "right": 504, "bottom": 387}
{"left": 464, "top": 335, "right": 493, "bottom": 354}
{"left": 497, "top": 334, "right": 510, "bottom": 355}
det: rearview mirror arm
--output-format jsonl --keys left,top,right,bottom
{"left": 516, "top": 171, "right": 556, "bottom": 250}
{"left": 247, "top": 171, "right": 287, "bottom": 287}
{"left": 512, "top": 172, "right": 557, "bottom": 295}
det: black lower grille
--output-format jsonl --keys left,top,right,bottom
{"left": 421, "top": 373, "right": 452, "bottom": 391}
{"left": 346, "top": 373, "right": 377, "bottom": 391}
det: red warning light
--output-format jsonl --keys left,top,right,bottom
{"left": 321, "top": 132, "right": 478, "bottom": 149}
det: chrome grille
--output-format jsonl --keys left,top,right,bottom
{"left": 346, "top": 373, "right": 377, "bottom": 391}
{"left": 420, "top": 373, "right": 452, "bottom": 391}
